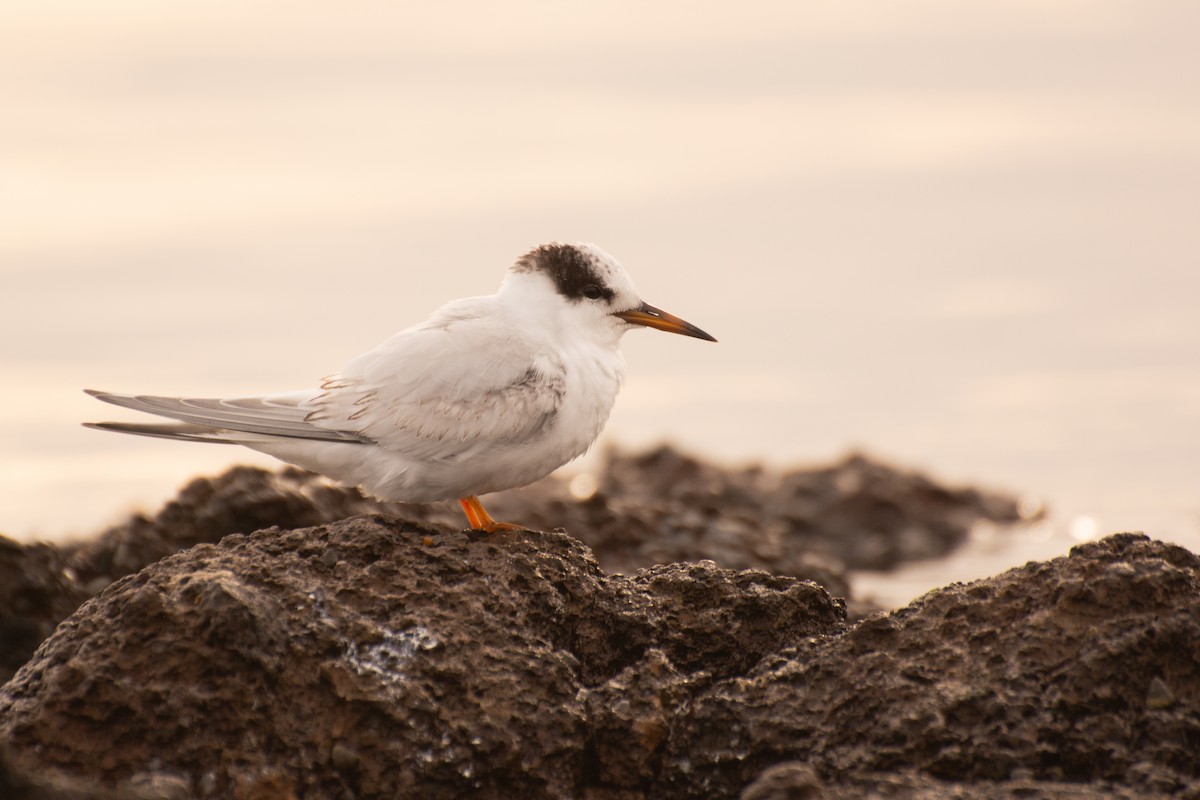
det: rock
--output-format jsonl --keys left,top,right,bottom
{"left": 0, "top": 467, "right": 397, "bottom": 685}
{"left": 0, "top": 743, "right": 151, "bottom": 799}
{"left": 739, "top": 762, "right": 824, "bottom": 800}
{"left": 0, "top": 517, "right": 842, "bottom": 799}
{"left": 738, "top": 766, "right": 1176, "bottom": 799}
{"left": 61, "top": 466, "right": 395, "bottom": 593}
{"left": 494, "top": 446, "right": 1034, "bottom": 577}
{"left": 67, "top": 445, "right": 1032, "bottom": 592}
{"left": 661, "top": 533, "right": 1200, "bottom": 798}
{"left": 0, "top": 447, "right": 1026, "bottom": 683}
{"left": 3, "top": 529, "right": 1198, "bottom": 798}
{"left": 0, "top": 537, "right": 89, "bottom": 685}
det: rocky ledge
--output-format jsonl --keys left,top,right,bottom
{"left": 1, "top": 521, "right": 1198, "bottom": 798}
{"left": 1, "top": 446, "right": 1032, "bottom": 687}
{"left": 2, "top": 449, "right": 1195, "bottom": 798}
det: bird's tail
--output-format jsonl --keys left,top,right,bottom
{"left": 82, "top": 420, "right": 243, "bottom": 444}
{"left": 83, "top": 389, "right": 368, "bottom": 444}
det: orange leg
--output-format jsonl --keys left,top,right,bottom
{"left": 459, "top": 496, "right": 524, "bottom": 532}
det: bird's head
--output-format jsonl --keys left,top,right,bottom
{"left": 500, "top": 242, "right": 717, "bottom": 346}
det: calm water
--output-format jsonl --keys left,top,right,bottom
{"left": 3, "top": 2, "right": 1198, "bottom": 603}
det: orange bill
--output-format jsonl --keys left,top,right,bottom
{"left": 615, "top": 302, "right": 717, "bottom": 342}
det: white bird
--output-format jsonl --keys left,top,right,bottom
{"left": 85, "top": 242, "right": 716, "bottom": 531}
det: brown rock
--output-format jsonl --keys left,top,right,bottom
{"left": 2, "top": 446, "right": 1025, "bottom": 685}
{"left": 0, "top": 517, "right": 842, "bottom": 799}
{"left": 0, "top": 538, "right": 88, "bottom": 685}
{"left": 61, "top": 466, "right": 397, "bottom": 592}
{"left": 738, "top": 766, "right": 1176, "bottom": 799}
{"left": 65, "top": 445, "right": 1031, "bottom": 596}
{"left": 0, "top": 743, "right": 152, "bottom": 799}
{"left": 661, "top": 533, "right": 1200, "bottom": 798}
{"left": 4, "top": 528, "right": 1198, "bottom": 798}
{"left": 496, "top": 446, "right": 1032, "bottom": 578}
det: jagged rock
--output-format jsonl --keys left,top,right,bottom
{"left": 549, "top": 446, "right": 1032, "bottom": 572}
{"left": 2, "top": 529, "right": 1197, "bottom": 798}
{"left": 0, "top": 538, "right": 89, "bottom": 685}
{"left": 738, "top": 765, "right": 1176, "bottom": 799}
{"left": 65, "top": 445, "right": 1031, "bottom": 596}
{"left": 0, "top": 517, "right": 841, "bottom": 799}
{"left": 1, "top": 446, "right": 1024, "bottom": 684}
{"left": 61, "top": 466, "right": 395, "bottom": 593}
{"left": 0, "top": 743, "right": 153, "bottom": 799}
{"left": 662, "top": 533, "right": 1200, "bottom": 798}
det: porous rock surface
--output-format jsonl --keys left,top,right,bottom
{"left": 68, "top": 444, "right": 1032, "bottom": 591}
{"left": 0, "top": 517, "right": 842, "bottom": 799}
{"left": 0, "top": 447, "right": 1028, "bottom": 684}
{"left": 500, "top": 446, "right": 1033, "bottom": 574}
{"left": 2, "top": 529, "right": 1198, "bottom": 798}
{"left": 668, "top": 533, "right": 1200, "bottom": 798}
{"left": 0, "top": 539, "right": 88, "bottom": 685}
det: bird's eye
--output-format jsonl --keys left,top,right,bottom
{"left": 582, "top": 285, "right": 604, "bottom": 300}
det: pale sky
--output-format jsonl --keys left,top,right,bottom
{"left": 3, "top": 1, "right": 1198, "bottom": 552}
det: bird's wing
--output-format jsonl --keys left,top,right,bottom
{"left": 307, "top": 309, "right": 566, "bottom": 462}
{"left": 87, "top": 300, "right": 566, "bottom": 460}
{"left": 84, "top": 389, "right": 369, "bottom": 443}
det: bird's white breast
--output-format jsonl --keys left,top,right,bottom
{"left": 439, "top": 337, "right": 625, "bottom": 498}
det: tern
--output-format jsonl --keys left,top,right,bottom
{"left": 85, "top": 242, "right": 716, "bottom": 531}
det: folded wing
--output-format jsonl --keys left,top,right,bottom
{"left": 84, "top": 390, "right": 371, "bottom": 443}
{"left": 306, "top": 316, "right": 566, "bottom": 462}
{"left": 85, "top": 307, "right": 566, "bottom": 463}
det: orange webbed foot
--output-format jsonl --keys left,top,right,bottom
{"left": 459, "top": 496, "right": 525, "bottom": 533}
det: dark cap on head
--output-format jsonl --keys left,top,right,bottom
{"left": 513, "top": 243, "right": 617, "bottom": 303}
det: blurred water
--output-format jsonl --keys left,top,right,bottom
{"left": 3, "top": 2, "right": 1198, "bottom": 601}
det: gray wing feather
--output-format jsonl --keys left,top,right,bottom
{"left": 83, "top": 421, "right": 242, "bottom": 443}
{"left": 84, "top": 389, "right": 369, "bottom": 443}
